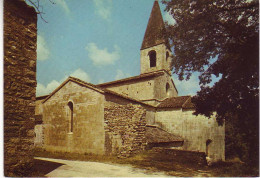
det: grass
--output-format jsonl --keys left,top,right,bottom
{"left": 33, "top": 148, "right": 259, "bottom": 177}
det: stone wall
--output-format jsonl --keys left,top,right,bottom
{"left": 155, "top": 108, "right": 225, "bottom": 162}
{"left": 102, "top": 72, "right": 177, "bottom": 106}
{"left": 42, "top": 81, "right": 105, "bottom": 155}
{"left": 154, "top": 72, "right": 178, "bottom": 100}
{"left": 104, "top": 103, "right": 147, "bottom": 158}
{"left": 149, "top": 148, "right": 207, "bottom": 166}
{"left": 103, "top": 77, "right": 156, "bottom": 101}
{"left": 4, "top": 0, "right": 37, "bottom": 176}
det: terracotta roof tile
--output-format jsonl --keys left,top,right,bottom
{"left": 182, "top": 97, "right": 195, "bottom": 109}
{"left": 157, "top": 96, "right": 195, "bottom": 109}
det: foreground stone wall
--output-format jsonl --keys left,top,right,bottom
{"left": 104, "top": 103, "right": 147, "bottom": 157}
{"left": 43, "top": 81, "right": 105, "bottom": 155}
{"left": 4, "top": 0, "right": 37, "bottom": 176}
{"left": 155, "top": 109, "right": 225, "bottom": 162}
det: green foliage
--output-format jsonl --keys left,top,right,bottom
{"left": 162, "top": 0, "right": 259, "bottom": 164}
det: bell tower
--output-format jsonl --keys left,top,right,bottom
{"left": 140, "top": 0, "right": 172, "bottom": 74}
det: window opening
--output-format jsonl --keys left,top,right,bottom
{"left": 68, "top": 101, "right": 73, "bottom": 133}
{"left": 206, "top": 139, "right": 212, "bottom": 156}
{"left": 166, "top": 51, "right": 169, "bottom": 61}
{"left": 148, "top": 50, "right": 156, "bottom": 67}
{"left": 166, "top": 83, "right": 170, "bottom": 96}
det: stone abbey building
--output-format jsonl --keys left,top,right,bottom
{"left": 35, "top": 1, "right": 225, "bottom": 162}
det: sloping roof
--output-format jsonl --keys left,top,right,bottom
{"left": 36, "top": 95, "right": 49, "bottom": 100}
{"left": 97, "top": 70, "right": 166, "bottom": 87}
{"left": 141, "top": 1, "right": 170, "bottom": 50}
{"left": 42, "top": 76, "right": 154, "bottom": 107}
{"left": 157, "top": 96, "right": 195, "bottom": 109}
{"left": 145, "top": 125, "right": 183, "bottom": 143}
{"left": 42, "top": 77, "right": 104, "bottom": 103}
{"left": 182, "top": 96, "right": 195, "bottom": 109}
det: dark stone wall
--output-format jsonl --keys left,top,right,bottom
{"left": 4, "top": 0, "right": 37, "bottom": 176}
{"left": 150, "top": 148, "right": 207, "bottom": 166}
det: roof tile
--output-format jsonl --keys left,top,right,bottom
{"left": 157, "top": 96, "right": 195, "bottom": 109}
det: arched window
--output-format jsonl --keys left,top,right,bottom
{"left": 206, "top": 139, "right": 212, "bottom": 156}
{"left": 148, "top": 50, "right": 156, "bottom": 68}
{"left": 166, "top": 51, "right": 169, "bottom": 61}
{"left": 68, "top": 101, "right": 73, "bottom": 133}
{"left": 166, "top": 83, "right": 170, "bottom": 96}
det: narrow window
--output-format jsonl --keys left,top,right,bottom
{"left": 166, "top": 83, "right": 170, "bottom": 96}
{"left": 68, "top": 102, "right": 73, "bottom": 132}
{"left": 148, "top": 50, "right": 156, "bottom": 67}
{"left": 166, "top": 51, "right": 169, "bottom": 61}
{"left": 206, "top": 139, "right": 212, "bottom": 156}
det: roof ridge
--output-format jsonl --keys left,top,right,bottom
{"left": 41, "top": 76, "right": 155, "bottom": 108}
{"left": 97, "top": 70, "right": 165, "bottom": 87}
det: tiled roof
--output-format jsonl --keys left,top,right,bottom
{"left": 97, "top": 70, "right": 166, "bottom": 87}
{"left": 141, "top": 1, "right": 170, "bottom": 50}
{"left": 157, "top": 96, "right": 195, "bottom": 109}
{"left": 182, "top": 97, "right": 195, "bottom": 109}
{"left": 145, "top": 125, "right": 183, "bottom": 143}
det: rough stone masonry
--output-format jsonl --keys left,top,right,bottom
{"left": 4, "top": 0, "right": 37, "bottom": 176}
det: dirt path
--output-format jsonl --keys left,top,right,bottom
{"left": 35, "top": 157, "right": 171, "bottom": 177}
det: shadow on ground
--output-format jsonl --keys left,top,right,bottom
{"left": 30, "top": 158, "right": 64, "bottom": 177}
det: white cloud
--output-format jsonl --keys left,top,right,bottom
{"left": 115, "top": 69, "right": 130, "bottom": 80}
{"left": 69, "top": 68, "right": 91, "bottom": 82}
{"left": 36, "top": 68, "right": 91, "bottom": 96}
{"left": 37, "top": 34, "right": 50, "bottom": 61}
{"left": 56, "top": 0, "right": 70, "bottom": 14}
{"left": 93, "top": 0, "right": 112, "bottom": 20}
{"left": 97, "top": 79, "right": 105, "bottom": 84}
{"left": 86, "top": 43, "right": 120, "bottom": 66}
{"left": 172, "top": 74, "right": 200, "bottom": 96}
{"left": 164, "top": 10, "right": 176, "bottom": 25}
{"left": 36, "top": 80, "right": 60, "bottom": 96}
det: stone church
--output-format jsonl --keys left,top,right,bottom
{"left": 35, "top": 1, "right": 225, "bottom": 162}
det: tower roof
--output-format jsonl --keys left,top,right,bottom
{"left": 141, "top": 0, "right": 169, "bottom": 50}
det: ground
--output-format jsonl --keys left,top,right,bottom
{"left": 31, "top": 149, "right": 259, "bottom": 177}
{"left": 34, "top": 157, "right": 170, "bottom": 177}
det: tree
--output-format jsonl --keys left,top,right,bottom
{"left": 26, "top": 0, "right": 55, "bottom": 23}
{"left": 162, "top": 0, "right": 259, "bottom": 164}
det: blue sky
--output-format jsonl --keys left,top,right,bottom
{"left": 32, "top": 0, "right": 217, "bottom": 96}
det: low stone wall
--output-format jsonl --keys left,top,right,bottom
{"left": 104, "top": 104, "right": 147, "bottom": 158}
{"left": 150, "top": 148, "right": 207, "bottom": 166}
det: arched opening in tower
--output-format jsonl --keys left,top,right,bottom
{"left": 149, "top": 50, "right": 156, "bottom": 67}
